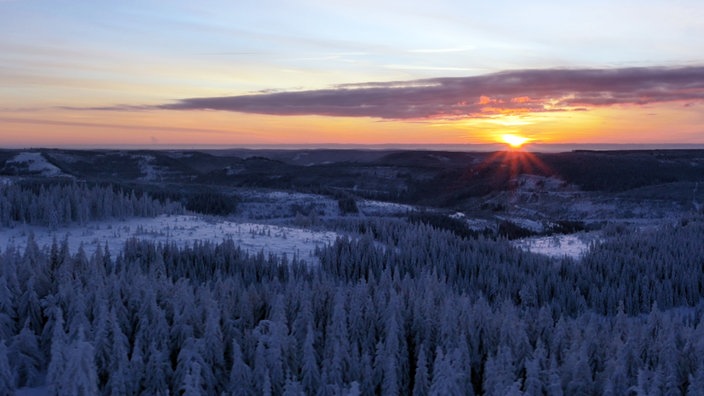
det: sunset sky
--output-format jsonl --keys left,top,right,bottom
{"left": 2, "top": 0, "right": 704, "bottom": 148}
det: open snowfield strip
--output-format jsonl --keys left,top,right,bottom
{"left": 0, "top": 215, "right": 337, "bottom": 265}
{"left": 512, "top": 232, "right": 598, "bottom": 260}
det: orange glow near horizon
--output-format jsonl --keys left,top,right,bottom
{"left": 2, "top": 101, "right": 704, "bottom": 148}
{"left": 473, "top": 149, "right": 553, "bottom": 189}
{"left": 501, "top": 134, "right": 531, "bottom": 148}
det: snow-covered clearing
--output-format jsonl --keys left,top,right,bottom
{"left": 0, "top": 215, "right": 338, "bottom": 265}
{"left": 135, "top": 154, "right": 163, "bottom": 181}
{"left": 7, "top": 152, "right": 64, "bottom": 176}
{"left": 357, "top": 199, "right": 416, "bottom": 216}
{"left": 513, "top": 233, "right": 598, "bottom": 260}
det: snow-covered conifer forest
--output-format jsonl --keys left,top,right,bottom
{"left": 1, "top": 148, "right": 704, "bottom": 395}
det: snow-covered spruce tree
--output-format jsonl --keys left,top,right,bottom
{"left": 8, "top": 320, "right": 44, "bottom": 388}
{"left": 57, "top": 328, "right": 99, "bottom": 396}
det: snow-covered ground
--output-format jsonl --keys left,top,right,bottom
{"left": 6, "top": 152, "right": 64, "bottom": 176}
{"left": 0, "top": 215, "right": 338, "bottom": 265}
{"left": 357, "top": 199, "right": 416, "bottom": 216}
{"left": 513, "top": 232, "right": 598, "bottom": 260}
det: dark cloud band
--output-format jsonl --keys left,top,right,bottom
{"left": 160, "top": 66, "right": 704, "bottom": 119}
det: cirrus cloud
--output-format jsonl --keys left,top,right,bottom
{"left": 158, "top": 66, "right": 704, "bottom": 120}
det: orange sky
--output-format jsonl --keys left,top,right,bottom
{"left": 3, "top": 101, "right": 703, "bottom": 148}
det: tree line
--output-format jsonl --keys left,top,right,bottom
{"left": 0, "top": 182, "right": 183, "bottom": 228}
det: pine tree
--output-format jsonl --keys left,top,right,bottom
{"left": 178, "top": 359, "right": 203, "bottom": 396}
{"left": 101, "top": 307, "right": 132, "bottom": 395}
{"left": 412, "top": 346, "right": 429, "bottom": 396}
{"left": 8, "top": 321, "right": 44, "bottom": 388}
{"left": 483, "top": 346, "right": 516, "bottom": 396}
{"left": 429, "top": 348, "right": 462, "bottom": 396}
{"left": 545, "top": 356, "right": 564, "bottom": 396}
{"left": 282, "top": 373, "right": 305, "bottom": 396}
{"left": 229, "top": 339, "right": 253, "bottom": 396}
{"left": 301, "top": 323, "right": 320, "bottom": 394}
{"left": 46, "top": 307, "right": 68, "bottom": 396}
{"left": 173, "top": 337, "right": 213, "bottom": 396}
{"left": 141, "top": 342, "right": 172, "bottom": 396}
{"left": 523, "top": 344, "right": 544, "bottom": 396}
{"left": 60, "top": 328, "right": 99, "bottom": 396}
{"left": 0, "top": 277, "right": 16, "bottom": 341}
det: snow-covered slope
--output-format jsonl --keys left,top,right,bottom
{"left": 0, "top": 215, "right": 337, "bottom": 265}
{"left": 5, "top": 152, "right": 65, "bottom": 176}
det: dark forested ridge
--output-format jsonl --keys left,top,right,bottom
{"left": 2, "top": 148, "right": 704, "bottom": 207}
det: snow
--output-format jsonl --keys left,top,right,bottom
{"left": 513, "top": 233, "right": 598, "bottom": 260}
{"left": 135, "top": 154, "right": 160, "bottom": 181}
{"left": 263, "top": 191, "right": 323, "bottom": 201}
{"left": 0, "top": 215, "right": 338, "bottom": 265}
{"left": 449, "top": 212, "right": 465, "bottom": 219}
{"left": 7, "top": 152, "right": 64, "bottom": 176}
{"left": 357, "top": 200, "right": 416, "bottom": 216}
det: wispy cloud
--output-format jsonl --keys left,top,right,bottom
{"left": 157, "top": 66, "right": 704, "bottom": 120}
{"left": 407, "top": 47, "right": 474, "bottom": 54}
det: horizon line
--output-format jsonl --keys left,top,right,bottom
{"left": 3, "top": 143, "right": 704, "bottom": 153}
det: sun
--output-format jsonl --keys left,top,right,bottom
{"left": 500, "top": 134, "right": 530, "bottom": 149}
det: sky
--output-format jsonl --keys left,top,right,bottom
{"left": 2, "top": 0, "right": 704, "bottom": 148}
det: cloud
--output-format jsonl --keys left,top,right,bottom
{"left": 159, "top": 66, "right": 704, "bottom": 120}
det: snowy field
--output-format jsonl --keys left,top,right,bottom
{"left": 0, "top": 215, "right": 338, "bottom": 265}
{"left": 513, "top": 232, "right": 598, "bottom": 260}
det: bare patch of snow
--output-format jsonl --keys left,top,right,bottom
{"left": 0, "top": 215, "right": 337, "bottom": 265}
{"left": 513, "top": 232, "right": 599, "bottom": 260}
{"left": 263, "top": 191, "right": 323, "bottom": 201}
{"left": 135, "top": 154, "right": 160, "bottom": 181}
{"left": 357, "top": 200, "right": 416, "bottom": 216}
